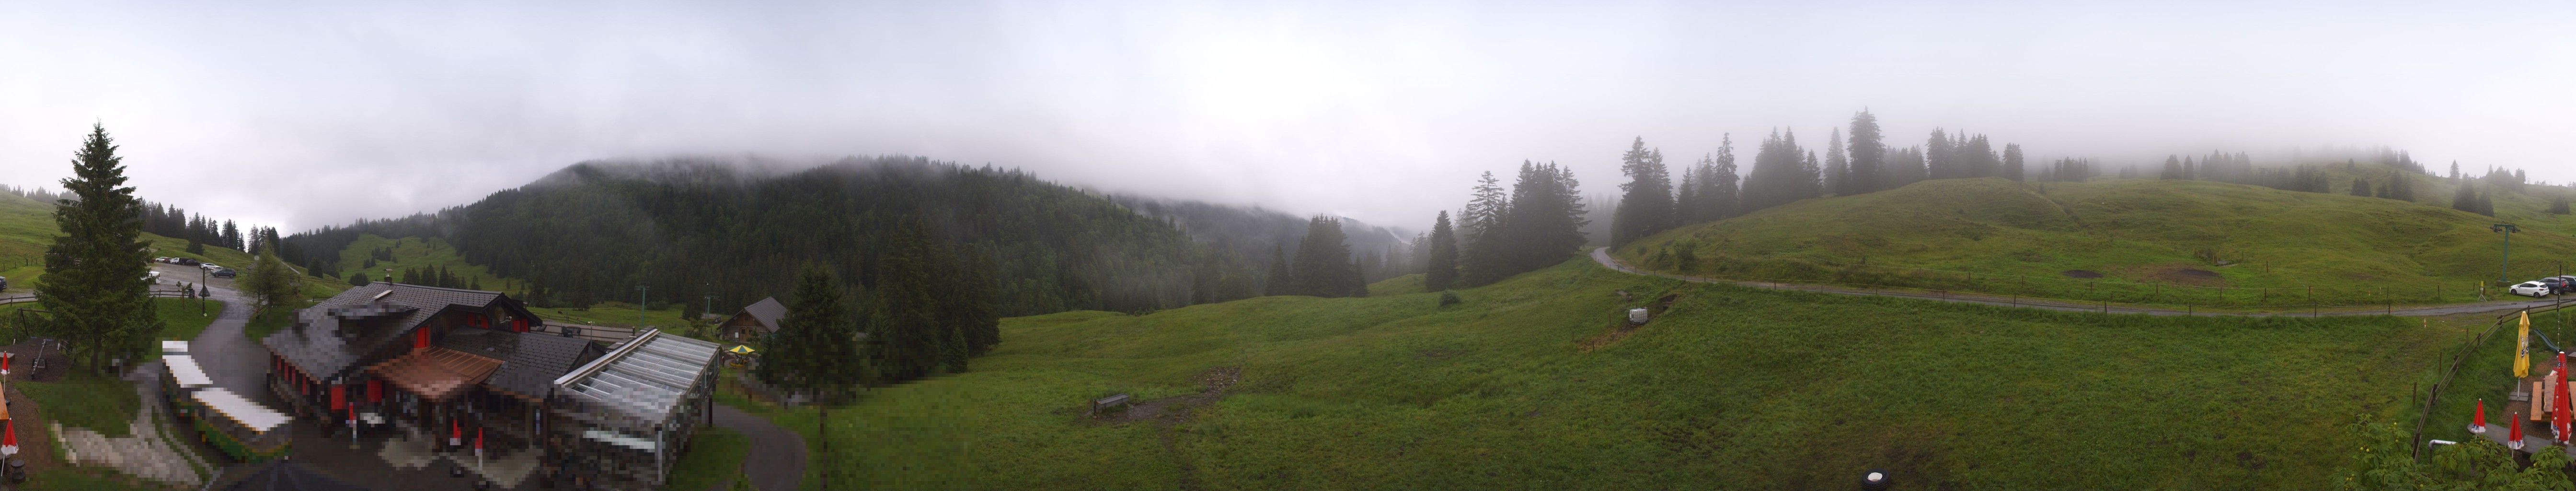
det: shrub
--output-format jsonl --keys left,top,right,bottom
{"left": 1438, "top": 291, "right": 1462, "bottom": 307}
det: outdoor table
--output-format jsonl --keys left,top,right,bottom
{"left": 7, "top": 458, "right": 23, "bottom": 483}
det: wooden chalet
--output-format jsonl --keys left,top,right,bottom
{"left": 718, "top": 296, "right": 785, "bottom": 342}
{"left": 260, "top": 282, "right": 601, "bottom": 454}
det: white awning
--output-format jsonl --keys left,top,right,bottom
{"left": 161, "top": 340, "right": 189, "bottom": 355}
{"left": 193, "top": 388, "right": 291, "bottom": 434}
{"left": 164, "top": 355, "right": 215, "bottom": 389}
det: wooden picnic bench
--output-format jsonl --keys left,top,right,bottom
{"left": 1092, "top": 394, "right": 1131, "bottom": 415}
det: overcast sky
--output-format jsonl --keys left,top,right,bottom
{"left": 3, "top": 1, "right": 2570, "bottom": 233}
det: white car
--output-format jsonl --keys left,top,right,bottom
{"left": 144, "top": 271, "right": 162, "bottom": 284}
{"left": 2511, "top": 281, "right": 2553, "bottom": 298}
{"left": 201, "top": 263, "right": 223, "bottom": 271}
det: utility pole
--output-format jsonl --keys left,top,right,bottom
{"left": 637, "top": 285, "right": 649, "bottom": 330}
{"left": 2496, "top": 223, "right": 2521, "bottom": 285}
{"left": 703, "top": 281, "right": 715, "bottom": 322}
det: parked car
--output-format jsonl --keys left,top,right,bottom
{"left": 212, "top": 269, "right": 236, "bottom": 279}
{"left": 175, "top": 257, "right": 199, "bottom": 266}
{"left": 154, "top": 257, "right": 169, "bottom": 263}
{"left": 2545, "top": 277, "right": 2576, "bottom": 295}
{"left": 145, "top": 271, "right": 162, "bottom": 284}
{"left": 0, "top": 276, "right": 9, "bottom": 292}
{"left": 200, "top": 263, "right": 223, "bottom": 272}
{"left": 2512, "top": 281, "right": 2554, "bottom": 298}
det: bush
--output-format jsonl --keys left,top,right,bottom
{"left": 1438, "top": 291, "right": 1462, "bottom": 307}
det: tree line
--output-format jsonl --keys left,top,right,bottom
{"left": 1, "top": 185, "right": 284, "bottom": 259}
{"left": 283, "top": 157, "right": 1260, "bottom": 317}
{"left": 1609, "top": 109, "right": 2042, "bottom": 247}
{"left": 1418, "top": 162, "right": 1589, "bottom": 291}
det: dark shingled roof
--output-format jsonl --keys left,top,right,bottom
{"left": 737, "top": 297, "right": 786, "bottom": 333}
{"left": 438, "top": 328, "right": 607, "bottom": 400}
{"left": 262, "top": 283, "right": 510, "bottom": 381}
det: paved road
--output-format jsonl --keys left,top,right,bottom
{"left": 1590, "top": 247, "right": 2570, "bottom": 317}
{"left": 713, "top": 404, "right": 807, "bottom": 491}
{"left": 183, "top": 277, "right": 275, "bottom": 405}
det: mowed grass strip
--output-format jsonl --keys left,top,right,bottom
{"left": 1620, "top": 177, "right": 2576, "bottom": 308}
{"left": 771, "top": 258, "right": 2454, "bottom": 490}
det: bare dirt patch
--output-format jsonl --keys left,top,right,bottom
{"left": 1579, "top": 293, "right": 1681, "bottom": 352}
{"left": 2060, "top": 269, "right": 2103, "bottom": 279}
{"left": 1094, "top": 365, "right": 1242, "bottom": 425}
{"left": 0, "top": 338, "right": 72, "bottom": 383}
{"left": 2146, "top": 265, "right": 2230, "bottom": 287}
{"left": 1089, "top": 366, "right": 1241, "bottom": 491}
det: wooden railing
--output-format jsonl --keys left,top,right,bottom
{"left": 2413, "top": 299, "right": 2576, "bottom": 459}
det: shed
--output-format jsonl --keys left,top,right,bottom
{"left": 719, "top": 297, "right": 786, "bottom": 341}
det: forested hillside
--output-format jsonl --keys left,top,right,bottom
{"left": 284, "top": 157, "right": 1265, "bottom": 316}
{"left": 1107, "top": 195, "right": 1414, "bottom": 283}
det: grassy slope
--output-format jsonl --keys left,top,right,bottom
{"left": 328, "top": 234, "right": 711, "bottom": 329}
{"left": 0, "top": 190, "right": 344, "bottom": 297}
{"left": 329, "top": 234, "right": 518, "bottom": 294}
{"left": 770, "top": 258, "right": 2461, "bottom": 490}
{"left": 1620, "top": 176, "right": 2576, "bottom": 307}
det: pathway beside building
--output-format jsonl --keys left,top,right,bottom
{"left": 714, "top": 404, "right": 807, "bottom": 491}
{"left": 54, "top": 360, "right": 208, "bottom": 487}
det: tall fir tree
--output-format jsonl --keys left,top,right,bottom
{"left": 872, "top": 221, "right": 944, "bottom": 381}
{"left": 1288, "top": 216, "right": 1358, "bottom": 297}
{"left": 36, "top": 123, "right": 161, "bottom": 371}
{"left": 1700, "top": 134, "right": 1740, "bottom": 221}
{"left": 1264, "top": 245, "right": 1292, "bottom": 296}
{"left": 756, "top": 264, "right": 868, "bottom": 491}
{"left": 1423, "top": 211, "right": 1459, "bottom": 292}
{"left": 1459, "top": 171, "right": 1512, "bottom": 285}
{"left": 1844, "top": 110, "right": 1885, "bottom": 194}
{"left": 1825, "top": 127, "right": 1849, "bottom": 195}
{"left": 2001, "top": 143, "right": 2025, "bottom": 181}
{"left": 1611, "top": 137, "right": 1674, "bottom": 246}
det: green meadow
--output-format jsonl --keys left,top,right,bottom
{"left": 742, "top": 258, "right": 2466, "bottom": 490}
{"left": 1619, "top": 176, "right": 2576, "bottom": 308}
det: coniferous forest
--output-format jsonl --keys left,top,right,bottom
{"left": 283, "top": 157, "right": 1263, "bottom": 316}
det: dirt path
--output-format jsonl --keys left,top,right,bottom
{"left": 711, "top": 405, "right": 805, "bottom": 491}
{"left": 1091, "top": 366, "right": 1241, "bottom": 491}
{"left": 1591, "top": 247, "right": 2568, "bottom": 317}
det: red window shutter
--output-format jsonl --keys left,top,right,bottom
{"left": 368, "top": 379, "right": 383, "bottom": 402}
{"left": 414, "top": 328, "right": 431, "bottom": 349}
{"left": 331, "top": 385, "right": 345, "bottom": 410}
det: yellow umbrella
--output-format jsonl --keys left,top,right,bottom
{"left": 728, "top": 345, "right": 756, "bottom": 355}
{"left": 2517, "top": 310, "right": 2532, "bottom": 378}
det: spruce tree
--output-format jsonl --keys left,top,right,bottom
{"left": 2352, "top": 178, "right": 2371, "bottom": 197}
{"left": 35, "top": 124, "right": 161, "bottom": 371}
{"left": 2550, "top": 196, "right": 2571, "bottom": 215}
{"left": 1288, "top": 216, "right": 1355, "bottom": 297}
{"left": 872, "top": 221, "right": 943, "bottom": 381}
{"left": 1703, "top": 134, "right": 1740, "bottom": 220}
{"left": 756, "top": 264, "right": 867, "bottom": 490}
{"left": 1611, "top": 137, "right": 1673, "bottom": 246}
{"left": 2001, "top": 143, "right": 2025, "bottom": 181}
{"left": 1264, "top": 245, "right": 1292, "bottom": 296}
{"left": 1825, "top": 127, "right": 1849, "bottom": 195}
{"left": 1844, "top": 110, "right": 1884, "bottom": 194}
{"left": 1423, "top": 211, "right": 1459, "bottom": 292}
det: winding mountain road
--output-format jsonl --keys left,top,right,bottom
{"left": 1590, "top": 247, "right": 2566, "bottom": 317}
